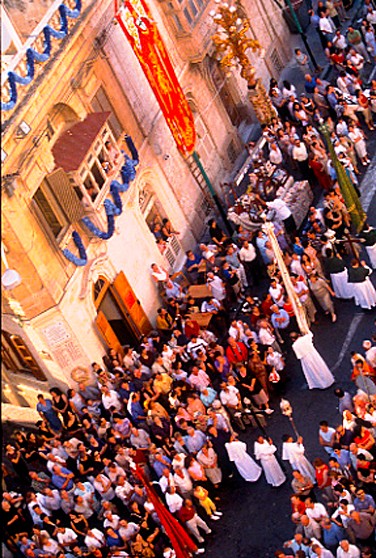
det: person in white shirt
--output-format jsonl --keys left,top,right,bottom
{"left": 331, "top": 499, "right": 355, "bottom": 529}
{"left": 219, "top": 382, "right": 249, "bottom": 431}
{"left": 291, "top": 275, "right": 317, "bottom": 326}
{"left": 93, "top": 473, "right": 115, "bottom": 501}
{"left": 118, "top": 518, "right": 139, "bottom": 542}
{"left": 305, "top": 498, "right": 329, "bottom": 523}
{"left": 101, "top": 386, "right": 122, "bottom": 412}
{"left": 239, "top": 240, "right": 260, "bottom": 287}
{"left": 84, "top": 528, "right": 105, "bottom": 549}
{"left": 312, "top": 544, "right": 335, "bottom": 558}
{"left": 336, "top": 539, "right": 360, "bottom": 558}
{"left": 333, "top": 30, "right": 347, "bottom": 50}
{"left": 258, "top": 320, "right": 281, "bottom": 352}
{"left": 56, "top": 526, "right": 77, "bottom": 548}
{"left": 115, "top": 475, "right": 134, "bottom": 505}
{"left": 206, "top": 272, "right": 226, "bottom": 301}
{"left": 187, "top": 337, "right": 208, "bottom": 360}
{"left": 266, "top": 197, "right": 297, "bottom": 240}
{"left": 165, "top": 485, "right": 183, "bottom": 514}
{"left": 290, "top": 253, "right": 306, "bottom": 277}
{"left": 319, "top": 12, "right": 335, "bottom": 39}
{"left": 269, "top": 279, "right": 285, "bottom": 307}
{"left": 269, "top": 142, "right": 283, "bottom": 165}
{"left": 103, "top": 510, "right": 120, "bottom": 530}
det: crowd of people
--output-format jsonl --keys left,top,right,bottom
{"left": 2, "top": 2, "right": 376, "bottom": 557}
{"left": 274, "top": 350, "right": 376, "bottom": 558}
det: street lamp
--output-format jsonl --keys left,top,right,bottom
{"left": 280, "top": 397, "right": 300, "bottom": 437}
{"left": 318, "top": 120, "right": 367, "bottom": 234}
{"left": 210, "top": 0, "right": 276, "bottom": 125}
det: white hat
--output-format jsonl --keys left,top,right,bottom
{"left": 363, "top": 340, "right": 372, "bottom": 350}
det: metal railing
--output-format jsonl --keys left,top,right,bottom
{"left": 1, "top": 0, "right": 83, "bottom": 116}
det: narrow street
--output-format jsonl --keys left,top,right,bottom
{"left": 205, "top": 161, "right": 376, "bottom": 556}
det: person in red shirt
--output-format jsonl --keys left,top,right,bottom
{"left": 225, "top": 337, "right": 248, "bottom": 366}
{"left": 184, "top": 317, "right": 200, "bottom": 339}
{"left": 178, "top": 499, "right": 211, "bottom": 544}
{"left": 290, "top": 494, "right": 306, "bottom": 523}
{"left": 261, "top": 293, "right": 274, "bottom": 317}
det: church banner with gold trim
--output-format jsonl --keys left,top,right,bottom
{"left": 114, "top": 0, "right": 196, "bottom": 156}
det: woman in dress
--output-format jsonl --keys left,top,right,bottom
{"left": 197, "top": 444, "right": 222, "bottom": 488}
{"left": 36, "top": 394, "right": 62, "bottom": 433}
{"left": 282, "top": 435, "right": 316, "bottom": 482}
{"left": 226, "top": 434, "right": 262, "bottom": 482}
{"left": 309, "top": 153, "right": 332, "bottom": 192}
{"left": 50, "top": 387, "right": 70, "bottom": 427}
{"left": 301, "top": 253, "right": 319, "bottom": 279}
{"left": 308, "top": 273, "right": 337, "bottom": 322}
{"left": 323, "top": 248, "right": 351, "bottom": 299}
{"left": 348, "top": 124, "right": 370, "bottom": 166}
{"left": 236, "top": 363, "right": 273, "bottom": 414}
{"left": 254, "top": 436, "right": 286, "bottom": 487}
{"left": 347, "top": 259, "right": 376, "bottom": 309}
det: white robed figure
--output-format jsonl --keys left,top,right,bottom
{"left": 291, "top": 332, "right": 335, "bottom": 390}
{"left": 254, "top": 436, "right": 286, "bottom": 487}
{"left": 282, "top": 435, "right": 316, "bottom": 483}
{"left": 225, "top": 436, "right": 262, "bottom": 482}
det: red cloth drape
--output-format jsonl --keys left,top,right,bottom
{"left": 134, "top": 464, "right": 198, "bottom": 558}
{"left": 114, "top": 0, "right": 196, "bottom": 157}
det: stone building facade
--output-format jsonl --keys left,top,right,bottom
{"left": 1, "top": 0, "right": 290, "bottom": 417}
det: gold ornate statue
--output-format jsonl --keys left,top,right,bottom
{"left": 210, "top": 1, "right": 275, "bottom": 125}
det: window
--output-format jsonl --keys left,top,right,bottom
{"left": 33, "top": 182, "right": 67, "bottom": 240}
{"left": 32, "top": 170, "right": 84, "bottom": 241}
{"left": 165, "top": 0, "right": 209, "bottom": 31}
{"left": 2, "top": 331, "right": 46, "bottom": 381}
{"left": 78, "top": 125, "right": 120, "bottom": 205}
{"left": 91, "top": 87, "right": 123, "bottom": 139}
{"left": 138, "top": 184, "right": 182, "bottom": 267}
{"left": 93, "top": 276, "right": 109, "bottom": 309}
{"left": 270, "top": 48, "right": 283, "bottom": 76}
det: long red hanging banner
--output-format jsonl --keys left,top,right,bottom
{"left": 114, "top": 0, "right": 196, "bottom": 157}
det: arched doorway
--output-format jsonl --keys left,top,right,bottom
{"left": 93, "top": 274, "right": 151, "bottom": 353}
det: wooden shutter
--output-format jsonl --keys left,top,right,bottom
{"left": 3, "top": 332, "right": 47, "bottom": 381}
{"left": 95, "top": 311, "right": 123, "bottom": 354}
{"left": 112, "top": 272, "right": 152, "bottom": 335}
{"left": 46, "top": 168, "right": 84, "bottom": 223}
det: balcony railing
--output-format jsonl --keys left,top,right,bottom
{"left": 1, "top": 0, "right": 83, "bottom": 120}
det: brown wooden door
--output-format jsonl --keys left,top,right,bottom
{"left": 112, "top": 271, "right": 152, "bottom": 335}
{"left": 95, "top": 311, "right": 123, "bottom": 355}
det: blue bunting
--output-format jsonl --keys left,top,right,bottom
{"left": 82, "top": 212, "right": 116, "bottom": 240}
{"left": 62, "top": 231, "right": 88, "bottom": 266}
{"left": 1, "top": 0, "right": 82, "bottom": 112}
{"left": 62, "top": 138, "right": 138, "bottom": 265}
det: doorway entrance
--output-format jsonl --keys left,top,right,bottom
{"left": 93, "top": 272, "right": 151, "bottom": 354}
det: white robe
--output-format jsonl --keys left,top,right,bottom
{"left": 254, "top": 441, "right": 286, "bottom": 487}
{"left": 225, "top": 440, "right": 262, "bottom": 482}
{"left": 292, "top": 332, "right": 335, "bottom": 390}
{"left": 352, "top": 276, "right": 376, "bottom": 309}
{"left": 366, "top": 244, "right": 376, "bottom": 269}
{"left": 282, "top": 442, "right": 316, "bottom": 482}
{"left": 330, "top": 269, "right": 352, "bottom": 299}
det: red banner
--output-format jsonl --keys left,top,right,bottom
{"left": 114, "top": 0, "right": 196, "bottom": 156}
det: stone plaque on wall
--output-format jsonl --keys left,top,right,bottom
{"left": 41, "top": 321, "right": 85, "bottom": 370}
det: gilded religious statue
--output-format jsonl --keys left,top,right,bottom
{"left": 210, "top": 0, "right": 275, "bottom": 125}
